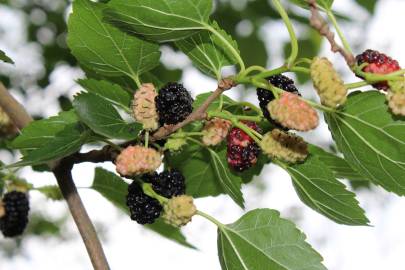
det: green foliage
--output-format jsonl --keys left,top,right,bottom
{"left": 78, "top": 79, "right": 132, "bottom": 110}
{"left": 67, "top": 0, "right": 160, "bottom": 79}
{"left": 73, "top": 92, "right": 141, "bottom": 140}
{"left": 175, "top": 21, "right": 239, "bottom": 79}
{"left": 91, "top": 168, "right": 194, "bottom": 248}
{"left": 355, "top": 0, "right": 378, "bottom": 13}
{"left": 309, "top": 144, "right": 365, "bottom": 182}
{"left": 104, "top": 0, "right": 213, "bottom": 42}
{"left": 0, "top": 50, "right": 14, "bottom": 64}
{"left": 167, "top": 143, "right": 244, "bottom": 207}
{"left": 36, "top": 186, "right": 63, "bottom": 201}
{"left": 289, "top": 0, "right": 334, "bottom": 10}
{"left": 326, "top": 91, "right": 405, "bottom": 196}
{"left": 217, "top": 209, "right": 326, "bottom": 270}
{"left": 9, "top": 110, "right": 92, "bottom": 167}
{"left": 12, "top": 110, "right": 79, "bottom": 150}
{"left": 285, "top": 155, "right": 369, "bottom": 225}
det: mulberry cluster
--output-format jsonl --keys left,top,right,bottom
{"left": 142, "top": 169, "right": 186, "bottom": 198}
{"left": 202, "top": 118, "right": 232, "bottom": 146}
{"left": 256, "top": 75, "right": 301, "bottom": 127}
{"left": 267, "top": 92, "right": 319, "bottom": 131}
{"left": 162, "top": 195, "right": 196, "bottom": 227}
{"left": 227, "top": 121, "right": 261, "bottom": 172}
{"left": 260, "top": 129, "right": 308, "bottom": 164}
{"left": 155, "top": 82, "right": 194, "bottom": 125}
{"left": 387, "top": 80, "right": 405, "bottom": 116}
{"left": 115, "top": 146, "right": 161, "bottom": 176}
{"left": 132, "top": 83, "right": 159, "bottom": 131}
{"left": 0, "top": 191, "right": 30, "bottom": 237}
{"left": 311, "top": 57, "right": 348, "bottom": 108}
{"left": 356, "top": 49, "right": 401, "bottom": 90}
{"left": 126, "top": 181, "right": 162, "bottom": 224}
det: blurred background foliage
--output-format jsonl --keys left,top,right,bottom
{"left": 0, "top": 0, "right": 378, "bottom": 258}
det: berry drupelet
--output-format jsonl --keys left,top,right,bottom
{"left": 155, "top": 82, "right": 194, "bottom": 125}
{"left": 227, "top": 121, "right": 261, "bottom": 172}
{"left": 0, "top": 191, "right": 30, "bottom": 237}
{"left": 256, "top": 75, "right": 301, "bottom": 128}
{"left": 142, "top": 169, "right": 186, "bottom": 199}
{"left": 356, "top": 49, "right": 401, "bottom": 91}
{"left": 126, "top": 181, "right": 162, "bottom": 225}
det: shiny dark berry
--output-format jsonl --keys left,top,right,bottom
{"left": 0, "top": 191, "right": 30, "bottom": 237}
{"left": 126, "top": 182, "right": 162, "bottom": 225}
{"left": 155, "top": 82, "right": 194, "bottom": 125}
{"left": 143, "top": 170, "right": 186, "bottom": 198}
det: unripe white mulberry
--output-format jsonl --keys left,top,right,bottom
{"left": 162, "top": 195, "right": 197, "bottom": 227}
{"left": 311, "top": 57, "right": 348, "bottom": 108}
{"left": 260, "top": 129, "right": 308, "bottom": 164}
{"left": 132, "top": 83, "right": 159, "bottom": 131}
{"left": 387, "top": 80, "right": 405, "bottom": 116}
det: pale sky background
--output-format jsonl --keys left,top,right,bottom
{"left": 1, "top": 0, "right": 405, "bottom": 269}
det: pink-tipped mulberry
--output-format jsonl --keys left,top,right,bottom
{"left": 202, "top": 118, "right": 232, "bottom": 146}
{"left": 116, "top": 145, "right": 161, "bottom": 176}
{"left": 267, "top": 92, "right": 319, "bottom": 131}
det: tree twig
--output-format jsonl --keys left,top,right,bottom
{"left": 0, "top": 83, "right": 110, "bottom": 270}
{"left": 151, "top": 78, "right": 235, "bottom": 141}
{"left": 308, "top": 0, "right": 356, "bottom": 67}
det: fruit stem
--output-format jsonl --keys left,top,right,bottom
{"left": 233, "top": 121, "right": 262, "bottom": 144}
{"left": 345, "top": 81, "right": 369, "bottom": 89}
{"left": 144, "top": 131, "right": 149, "bottom": 148}
{"left": 239, "top": 65, "right": 267, "bottom": 78}
{"left": 237, "top": 101, "right": 263, "bottom": 116}
{"left": 131, "top": 75, "right": 142, "bottom": 89}
{"left": 253, "top": 65, "right": 289, "bottom": 80}
{"left": 196, "top": 210, "right": 224, "bottom": 229}
{"left": 142, "top": 183, "right": 168, "bottom": 205}
{"left": 208, "top": 111, "right": 262, "bottom": 124}
{"left": 326, "top": 10, "right": 353, "bottom": 55}
{"left": 205, "top": 24, "right": 246, "bottom": 72}
{"left": 100, "top": 138, "right": 123, "bottom": 151}
{"left": 272, "top": 0, "right": 299, "bottom": 68}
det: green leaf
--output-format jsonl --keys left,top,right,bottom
{"left": 12, "top": 110, "right": 79, "bottom": 150}
{"left": 91, "top": 168, "right": 195, "bottom": 248}
{"left": 309, "top": 144, "right": 366, "bottom": 182}
{"left": 217, "top": 209, "right": 326, "bottom": 270}
{"left": 73, "top": 92, "right": 141, "bottom": 140}
{"left": 193, "top": 92, "right": 240, "bottom": 113}
{"left": 104, "top": 0, "right": 213, "bottom": 42}
{"left": 78, "top": 79, "right": 132, "bottom": 111}
{"left": 67, "top": 0, "right": 160, "bottom": 78}
{"left": 175, "top": 21, "right": 239, "bottom": 79}
{"left": 0, "top": 50, "right": 14, "bottom": 64}
{"left": 284, "top": 155, "right": 369, "bottom": 225}
{"left": 167, "top": 143, "right": 247, "bottom": 207}
{"left": 355, "top": 0, "right": 377, "bottom": 13}
{"left": 36, "top": 186, "right": 63, "bottom": 201}
{"left": 10, "top": 123, "right": 92, "bottom": 167}
{"left": 208, "top": 148, "right": 244, "bottom": 208}
{"left": 325, "top": 91, "right": 405, "bottom": 195}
